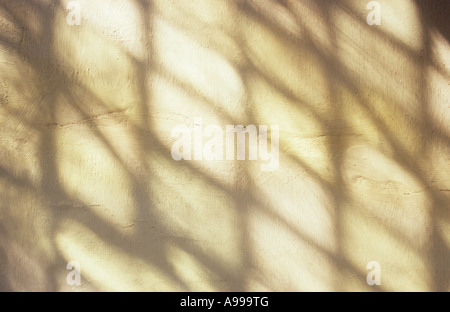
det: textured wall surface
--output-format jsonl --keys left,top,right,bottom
{"left": 0, "top": 0, "right": 449, "bottom": 291}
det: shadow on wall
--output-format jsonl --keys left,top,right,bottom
{"left": 0, "top": 224, "right": 11, "bottom": 292}
{"left": 0, "top": 0, "right": 448, "bottom": 291}
{"left": 416, "top": 0, "right": 450, "bottom": 43}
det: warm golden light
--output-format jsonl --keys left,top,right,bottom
{"left": 0, "top": 0, "right": 448, "bottom": 292}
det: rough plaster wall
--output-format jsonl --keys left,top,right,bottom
{"left": 0, "top": 0, "right": 448, "bottom": 291}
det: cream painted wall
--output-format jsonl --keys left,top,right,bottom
{"left": 0, "top": 0, "right": 449, "bottom": 291}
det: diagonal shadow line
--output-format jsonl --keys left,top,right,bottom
{"left": 1, "top": 0, "right": 446, "bottom": 292}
